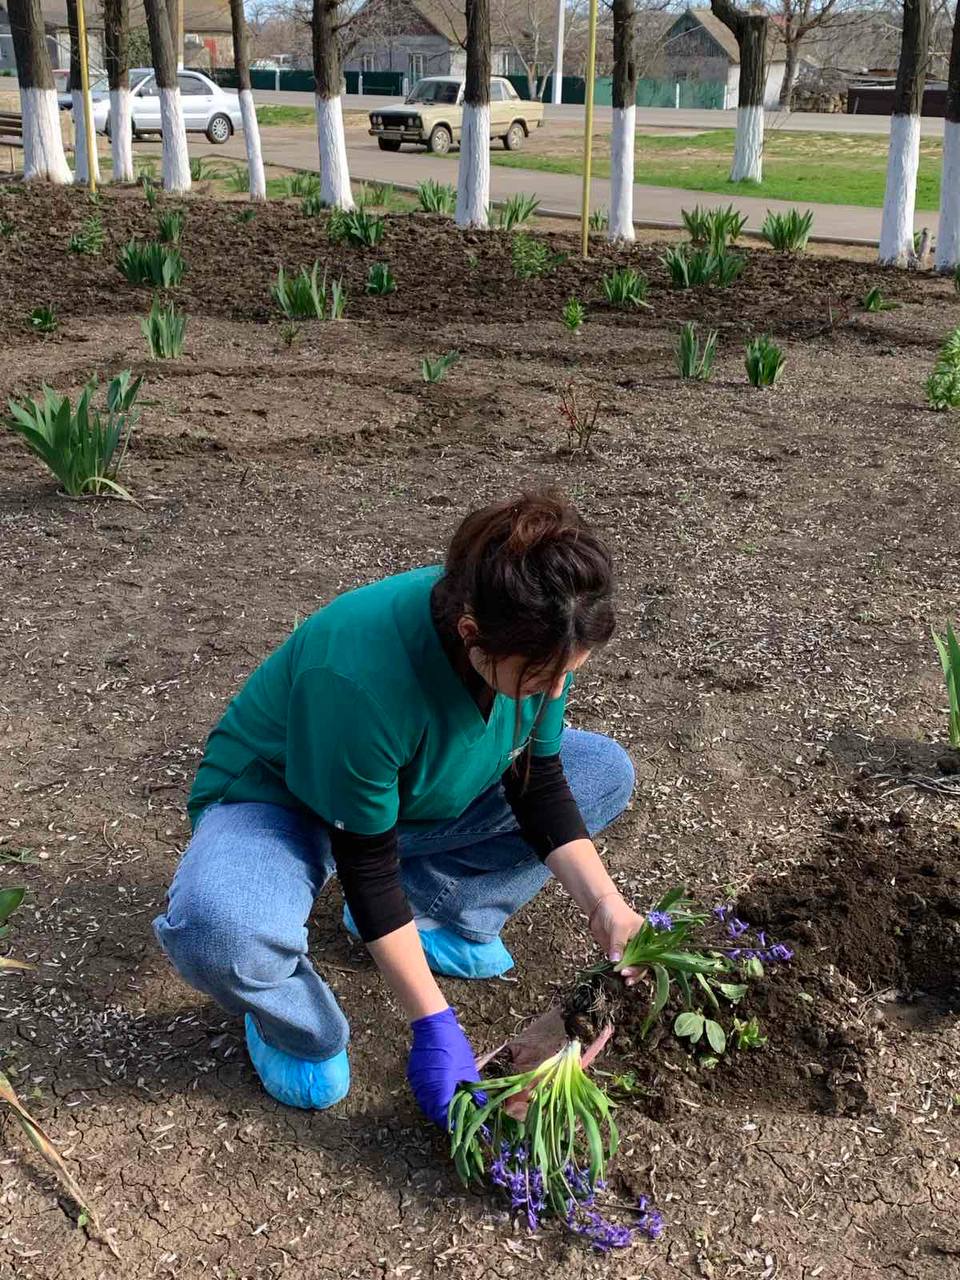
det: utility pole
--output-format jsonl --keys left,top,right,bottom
{"left": 552, "top": 0, "right": 564, "bottom": 104}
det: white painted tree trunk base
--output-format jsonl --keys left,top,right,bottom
{"left": 159, "top": 87, "right": 191, "bottom": 193}
{"left": 730, "top": 105, "right": 763, "bottom": 183}
{"left": 879, "top": 114, "right": 920, "bottom": 267}
{"left": 455, "top": 103, "right": 490, "bottom": 229}
{"left": 110, "top": 87, "right": 134, "bottom": 183}
{"left": 608, "top": 105, "right": 636, "bottom": 241}
{"left": 936, "top": 118, "right": 960, "bottom": 272}
{"left": 239, "top": 89, "right": 267, "bottom": 201}
{"left": 21, "top": 88, "right": 73, "bottom": 184}
{"left": 315, "top": 95, "right": 354, "bottom": 210}
{"left": 71, "top": 91, "right": 101, "bottom": 185}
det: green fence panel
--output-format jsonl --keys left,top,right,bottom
{"left": 358, "top": 71, "right": 405, "bottom": 95}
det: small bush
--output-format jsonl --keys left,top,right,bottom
{"left": 68, "top": 216, "right": 105, "bottom": 255}
{"left": 421, "top": 351, "right": 460, "bottom": 383}
{"left": 5, "top": 370, "right": 143, "bottom": 500}
{"left": 511, "top": 233, "right": 567, "bottom": 280}
{"left": 932, "top": 620, "right": 960, "bottom": 748}
{"left": 279, "top": 322, "right": 301, "bottom": 348}
{"left": 29, "top": 305, "right": 57, "bottom": 335}
{"left": 761, "top": 209, "right": 814, "bottom": 253}
{"left": 662, "top": 245, "right": 744, "bottom": 290}
{"left": 0, "top": 215, "right": 13, "bottom": 237}
{"left": 156, "top": 209, "right": 185, "bottom": 245}
{"left": 141, "top": 296, "right": 186, "bottom": 359}
{"left": 559, "top": 382, "right": 602, "bottom": 453}
{"left": 143, "top": 178, "right": 159, "bottom": 210}
{"left": 272, "top": 263, "right": 346, "bottom": 320}
{"left": 675, "top": 322, "right": 718, "bottom": 381}
{"left": 366, "top": 262, "right": 397, "bottom": 295}
{"left": 681, "top": 204, "right": 747, "bottom": 252}
{"left": 235, "top": 207, "right": 257, "bottom": 224}
{"left": 417, "top": 179, "right": 456, "bottom": 214}
{"left": 926, "top": 326, "right": 960, "bottom": 410}
{"left": 497, "top": 193, "right": 540, "bottom": 231}
{"left": 562, "top": 298, "right": 586, "bottom": 332}
{"left": 588, "top": 207, "right": 608, "bottom": 234}
{"left": 118, "top": 240, "right": 185, "bottom": 288}
{"left": 601, "top": 266, "right": 650, "bottom": 309}
{"left": 862, "top": 286, "right": 898, "bottom": 313}
{"left": 283, "top": 171, "right": 321, "bottom": 198}
{"left": 327, "top": 207, "right": 385, "bottom": 247}
{"left": 745, "top": 335, "right": 786, "bottom": 388}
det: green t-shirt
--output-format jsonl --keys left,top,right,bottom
{"left": 187, "top": 566, "right": 569, "bottom": 834}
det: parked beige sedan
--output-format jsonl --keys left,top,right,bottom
{"left": 369, "top": 76, "right": 545, "bottom": 155}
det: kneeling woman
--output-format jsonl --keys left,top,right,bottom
{"left": 154, "top": 492, "right": 641, "bottom": 1126}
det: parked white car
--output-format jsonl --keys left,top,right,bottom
{"left": 60, "top": 68, "right": 243, "bottom": 144}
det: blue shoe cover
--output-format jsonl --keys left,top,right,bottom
{"left": 244, "top": 1013, "right": 350, "bottom": 1109}
{"left": 342, "top": 905, "right": 514, "bottom": 979}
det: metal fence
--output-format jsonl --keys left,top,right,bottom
{"left": 209, "top": 68, "right": 724, "bottom": 109}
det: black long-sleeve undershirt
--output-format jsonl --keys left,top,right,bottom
{"left": 331, "top": 752, "right": 589, "bottom": 943}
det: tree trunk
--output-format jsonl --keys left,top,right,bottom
{"left": 778, "top": 38, "right": 798, "bottom": 111}
{"left": 609, "top": 0, "right": 637, "bottom": 241}
{"left": 711, "top": 0, "right": 765, "bottom": 183}
{"left": 878, "top": 0, "right": 930, "bottom": 265}
{"left": 7, "top": 0, "right": 73, "bottom": 182}
{"left": 456, "top": 0, "right": 490, "bottom": 229}
{"left": 230, "top": 0, "right": 266, "bottom": 200}
{"left": 103, "top": 0, "right": 134, "bottom": 182}
{"left": 144, "top": 0, "right": 190, "bottom": 190}
{"left": 936, "top": 1, "right": 960, "bottom": 270}
{"left": 67, "top": 0, "right": 100, "bottom": 184}
{"left": 312, "top": 0, "right": 353, "bottom": 208}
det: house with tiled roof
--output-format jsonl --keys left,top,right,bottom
{"left": 658, "top": 8, "right": 793, "bottom": 109}
{"left": 343, "top": 0, "right": 522, "bottom": 87}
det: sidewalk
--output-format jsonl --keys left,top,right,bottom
{"left": 194, "top": 126, "right": 931, "bottom": 247}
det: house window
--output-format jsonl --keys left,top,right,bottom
{"left": 408, "top": 53, "right": 424, "bottom": 81}
{"left": 361, "top": 53, "right": 376, "bottom": 73}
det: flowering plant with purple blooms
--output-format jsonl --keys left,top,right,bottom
{"left": 450, "top": 1042, "right": 663, "bottom": 1251}
{"left": 595, "top": 886, "right": 794, "bottom": 1053}
{"left": 449, "top": 1040, "right": 617, "bottom": 1215}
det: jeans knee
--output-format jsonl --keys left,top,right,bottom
{"left": 153, "top": 897, "right": 302, "bottom": 997}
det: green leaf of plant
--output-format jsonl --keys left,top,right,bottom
{"left": 705, "top": 1019, "right": 727, "bottom": 1054}
{"left": 0, "top": 887, "right": 25, "bottom": 926}
{"left": 674, "top": 1011, "right": 704, "bottom": 1042}
{"left": 717, "top": 982, "right": 749, "bottom": 1003}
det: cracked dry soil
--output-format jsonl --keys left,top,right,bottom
{"left": 0, "top": 186, "right": 957, "bottom": 1279}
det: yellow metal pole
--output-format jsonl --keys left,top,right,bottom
{"left": 579, "top": 0, "right": 599, "bottom": 259}
{"left": 75, "top": 0, "right": 97, "bottom": 193}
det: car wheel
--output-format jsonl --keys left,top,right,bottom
{"left": 504, "top": 122, "right": 525, "bottom": 151}
{"left": 428, "top": 125, "right": 452, "bottom": 156}
{"left": 206, "top": 113, "right": 232, "bottom": 144}
{"left": 378, "top": 138, "right": 402, "bottom": 152}
{"left": 104, "top": 114, "right": 111, "bottom": 140}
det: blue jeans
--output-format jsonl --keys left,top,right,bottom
{"left": 153, "top": 728, "right": 634, "bottom": 1061}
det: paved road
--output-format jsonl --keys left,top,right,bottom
{"left": 191, "top": 124, "right": 928, "bottom": 245}
{"left": 252, "top": 90, "right": 947, "bottom": 138}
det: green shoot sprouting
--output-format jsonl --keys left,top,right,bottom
{"left": 932, "top": 620, "right": 960, "bottom": 748}
{"left": 421, "top": 351, "right": 460, "bottom": 383}
{"left": 562, "top": 298, "right": 586, "bottom": 332}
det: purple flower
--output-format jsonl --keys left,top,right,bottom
{"left": 727, "top": 917, "right": 749, "bottom": 939}
{"left": 647, "top": 910, "right": 674, "bottom": 931}
{"left": 765, "top": 942, "right": 794, "bottom": 963}
{"left": 712, "top": 903, "right": 731, "bottom": 921}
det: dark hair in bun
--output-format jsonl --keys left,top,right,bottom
{"left": 434, "top": 491, "right": 615, "bottom": 672}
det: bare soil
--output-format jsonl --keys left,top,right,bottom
{"left": 0, "top": 185, "right": 958, "bottom": 1280}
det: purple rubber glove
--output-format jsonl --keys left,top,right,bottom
{"left": 407, "top": 1007, "right": 481, "bottom": 1130}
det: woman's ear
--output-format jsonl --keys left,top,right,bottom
{"left": 456, "top": 614, "right": 478, "bottom": 644}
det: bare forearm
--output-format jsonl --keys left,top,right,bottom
{"left": 367, "top": 922, "right": 449, "bottom": 1021}
{"left": 545, "top": 837, "right": 620, "bottom": 916}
